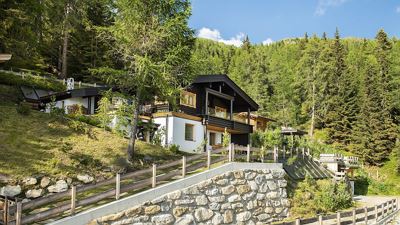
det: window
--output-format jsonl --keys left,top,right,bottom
{"left": 180, "top": 91, "right": 196, "bottom": 108}
{"left": 215, "top": 106, "right": 227, "bottom": 119}
{"left": 209, "top": 132, "right": 216, "bottom": 146}
{"left": 185, "top": 123, "right": 194, "bottom": 141}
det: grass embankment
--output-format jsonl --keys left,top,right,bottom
{"left": 354, "top": 152, "right": 400, "bottom": 196}
{"left": 0, "top": 84, "right": 182, "bottom": 181}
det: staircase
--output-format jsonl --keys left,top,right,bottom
{"left": 279, "top": 155, "right": 332, "bottom": 180}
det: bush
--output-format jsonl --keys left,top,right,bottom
{"left": 168, "top": 144, "right": 181, "bottom": 154}
{"left": 16, "top": 102, "right": 31, "bottom": 115}
{"left": 291, "top": 175, "right": 353, "bottom": 217}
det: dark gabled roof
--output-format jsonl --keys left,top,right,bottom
{"left": 193, "top": 75, "right": 259, "bottom": 111}
{"left": 41, "top": 87, "right": 108, "bottom": 103}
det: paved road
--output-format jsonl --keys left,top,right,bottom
{"left": 353, "top": 195, "right": 399, "bottom": 207}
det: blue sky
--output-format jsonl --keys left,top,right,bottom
{"left": 189, "top": 0, "right": 400, "bottom": 46}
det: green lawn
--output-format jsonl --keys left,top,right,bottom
{"left": 0, "top": 84, "right": 182, "bottom": 181}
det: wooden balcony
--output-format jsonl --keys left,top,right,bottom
{"left": 206, "top": 115, "right": 252, "bottom": 134}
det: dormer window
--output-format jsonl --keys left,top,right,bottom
{"left": 180, "top": 90, "right": 196, "bottom": 108}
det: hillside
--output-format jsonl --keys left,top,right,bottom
{"left": 0, "top": 84, "right": 181, "bottom": 182}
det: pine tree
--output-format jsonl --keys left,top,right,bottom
{"left": 352, "top": 56, "right": 396, "bottom": 165}
{"left": 324, "top": 28, "right": 359, "bottom": 148}
{"left": 242, "top": 35, "right": 251, "bottom": 52}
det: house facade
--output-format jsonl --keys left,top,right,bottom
{"left": 150, "top": 75, "right": 259, "bottom": 153}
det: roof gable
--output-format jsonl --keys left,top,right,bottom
{"left": 192, "top": 75, "right": 259, "bottom": 111}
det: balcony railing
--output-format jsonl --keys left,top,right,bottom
{"left": 206, "top": 115, "right": 252, "bottom": 133}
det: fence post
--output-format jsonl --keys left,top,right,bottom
{"left": 283, "top": 145, "right": 286, "bottom": 159}
{"left": 261, "top": 146, "right": 264, "bottom": 163}
{"left": 3, "top": 196, "right": 8, "bottom": 225}
{"left": 182, "top": 156, "right": 186, "bottom": 178}
{"left": 352, "top": 209, "right": 356, "bottom": 224}
{"left": 296, "top": 147, "right": 299, "bottom": 155}
{"left": 364, "top": 207, "right": 368, "bottom": 224}
{"left": 307, "top": 148, "right": 310, "bottom": 156}
{"left": 152, "top": 164, "right": 157, "bottom": 188}
{"left": 246, "top": 144, "right": 250, "bottom": 162}
{"left": 295, "top": 218, "right": 301, "bottom": 225}
{"left": 336, "top": 211, "right": 341, "bottom": 225}
{"left": 207, "top": 149, "right": 211, "bottom": 169}
{"left": 15, "top": 201, "right": 22, "bottom": 225}
{"left": 383, "top": 202, "right": 386, "bottom": 217}
{"left": 116, "top": 173, "right": 121, "bottom": 200}
{"left": 302, "top": 147, "right": 305, "bottom": 159}
{"left": 71, "top": 186, "right": 76, "bottom": 215}
{"left": 318, "top": 214, "right": 323, "bottom": 225}
{"left": 79, "top": 81, "right": 81, "bottom": 88}
{"left": 232, "top": 144, "right": 235, "bottom": 161}
{"left": 228, "top": 143, "right": 232, "bottom": 162}
{"left": 375, "top": 205, "right": 378, "bottom": 222}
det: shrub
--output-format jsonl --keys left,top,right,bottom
{"left": 16, "top": 102, "right": 31, "bottom": 115}
{"left": 291, "top": 175, "right": 353, "bottom": 217}
{"left": 168, "top": 144, "right": 180, "bottom": 154}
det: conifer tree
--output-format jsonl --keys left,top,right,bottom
{"left": 242, "top": 35, "right": 251, "bottom": 52}
{"left": 352, "top": 56, "right": 396, "bottom": 165}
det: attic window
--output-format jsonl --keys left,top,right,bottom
{"left": 180, "top": 91, "right": 196, "bottom": 108}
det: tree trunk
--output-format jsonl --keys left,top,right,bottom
{"left": 309, "top": 82, "right": 315, "bottom": 138}
{"left": 61, "top": 3, "right": 70, "bottom": 79}
{"left": 127, "top": 95, "right": 141, "bottom": 162}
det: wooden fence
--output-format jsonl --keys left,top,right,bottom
{"left": 274, "top": 199, "right": 399, "bottom": 225}
{"left": 0, "top": 143, "right": 286, "bottom": 225}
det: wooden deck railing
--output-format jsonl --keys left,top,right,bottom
{"left": 0, "top": 144, "right": 282, "bottom": 225}
{"left": 0, "top": 144, "right": 349, "bottom": 225}
{"left": 274, "top": 198, "right": 399, "bottom": 225}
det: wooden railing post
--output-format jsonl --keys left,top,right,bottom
{"left": 382, "top": 202, "right": 386, "bottom": 217}
{"left": 182, "top": 156, "right": 186, "bottom": 177}
{"left": 246, "top": 144, "right": 250, "bottom": 162}
{"left": 261, "top": 146, "right": 264, "bottom": 163}
{"left": 364, "top": 206, "right": 368, "bottom": 224}
{"left": 352, "top": 209, "right": 356, "bottom": 224}
{"left": 283, "top": 145, "right": 286, "bottom": 159}
{"left": 3, "top": 196, "right": 8, "bottom": 225}
{"left": 336, "top": 211, "right": 341, "bottom": 225}
{"left": 231, "top": 144, "right": 235, "bottom": 161}
{"left": 115, "top": 173, "right": 121, "bottom": 200}
{"left": 318, "top": 214, "right": 323, "bottom": 225}
{"left": 302, "top": 147, "right": 305, "bottom": 159}
{"left": 207, "top": 150, "right": 211, "bottom": 169}
{"left": 71, "top": 186, "right": 76, "bottom": 215}
{"left": 152, "top": 164, "right": 157, "bottom": 188}
{"left": 15, "top": 201, "right": 22, "bottom": 225}
{"left": 228, "top": 144, "right": 231, "bottom": 162}
{"left": 295, "top": 218, "right": 301, "bottom": 225}
{"left": 375, "top": 205, "right": 378, "bottom": 222}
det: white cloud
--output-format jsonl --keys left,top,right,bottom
{"left": 396, "top": 6, "right": 400, "bottom": 13}
{"left": 315, "top": 0, "right": 348, "bottom": 16}
{"left": 262, "top": 38, "right": 274, "bottom": 45}
{"left": 197, "top": 27, "right": 245, "bottom": 47}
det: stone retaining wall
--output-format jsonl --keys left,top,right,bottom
{"left": 91, "top": 168, "right": 289, "bottom": 225}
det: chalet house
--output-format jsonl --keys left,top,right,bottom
{"left": 151, "top": 75, "right": 259, "bottom": 152}
{"left": 21, "top": 74, "right": 264, "bottom": 153}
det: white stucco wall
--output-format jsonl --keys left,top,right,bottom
{"left": 46, "top": 97, "right": 95, "bottom": 114}
{"left": 154, "top": 116, "right": 205, "bottom": 153}
{"left": 206, "top": 130, "right": 223, "bottom": 151}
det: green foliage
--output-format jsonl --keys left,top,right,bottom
{"left": 291, "top": 176, "right": 353, "bottom": 217}
{"left": 168, "top": 144, "right": 181, "bottom": 154}
{"left": 262, "top": 128, "right": 282, "bottom": 150}
{"left": 286, "top": 156, "right": 297, "bottom": 165}
{"left": 96, "top": 90, "right": 112, "bottom": 130}
{"left": 0, "top": 72, "right": 65, "bottom": 91}
{"left": 222, "top": 128, "right": 231, "bottom": 148}
{"left": 16, "top": 102, "right": 31, "bottom": 115}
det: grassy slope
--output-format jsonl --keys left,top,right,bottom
{"left": 355, "top": 152, "right": 400, "bottom": 196}
{"left": 0, "top": 84, "right": 181, "bottom": 181}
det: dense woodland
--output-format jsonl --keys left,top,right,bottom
{"left": 1, "top": 0, "right": 400, "bottom": 168}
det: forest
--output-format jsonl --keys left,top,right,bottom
{"left": 1, "top": 0, "right": 399, "bottom": 168}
